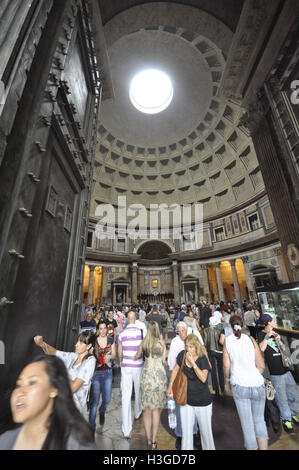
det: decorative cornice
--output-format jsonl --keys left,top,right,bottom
{"left": 218, "top": 0, "right": 278, "bottom": 101}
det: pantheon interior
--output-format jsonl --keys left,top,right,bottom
{"left": 0, "top": 0, "right": 299, "bottom": 448}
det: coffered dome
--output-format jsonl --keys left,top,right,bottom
{"left": 91, "top": 3, "right": 264, "bottom": 222}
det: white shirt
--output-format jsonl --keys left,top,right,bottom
{"left": 187, "top": 326, "right": 203, "bottom": 345}
{"left": 225, "top": 334, "right": 264, "bottom": 387}
{"left": 56, "top": 351, "right": 96, "bottom": 419}
{"left": 135, "top": 319, "right": 147, "bottom": 338}
{"left": 168, "top": 335, "right": 185, "bottom": 371}
{"left": 139, "top": 309, "right": 147, "bottom": 323}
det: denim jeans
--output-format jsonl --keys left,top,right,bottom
{"left": 270, "top": 371, "right": 299, "bottom": 421}
{"left": 231, "top": 384, "right": 268, "bottom": 450}
{"left": 89, "top": 368, "right": 113, "bottom": 430}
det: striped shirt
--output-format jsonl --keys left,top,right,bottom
{"left": 118, "top": 324, "right": 143, "bottom": 368}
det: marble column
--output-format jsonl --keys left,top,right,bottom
{"left": 242, "top": 102, "right": 299, "bottom": 280}
{"left": 230, "top": 260, "right": 242, "bottom": 308}
{"left": 172, "top": 261, "right": 180, "bottom": 304}
{"left": 102, "top": 268, "right": 108, "bottom": 302}
{"left": 241, "top": 256, "right": 255, "bottom": 301}
{"left": 200, "top": 264, "right": 211, "bottom": 301}
{"left": 215, "top": 262, "right": 224, "bottom": 302}
{"left": 113, "top": 285, "right": 116, "bottom": 304}
{"left": 132, "top": 263, "right": 138, "bottom": 304}
{"left": 88, "top": 265, "right": 95, "bottom": 304}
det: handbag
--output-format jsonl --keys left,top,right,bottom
{"left": 172, "top": 353, "right": 187, "bottom": 406}
{"left": 275, "top": 337, "right": 294, "bottom": 370}
{"left": 265, "top": 379, "right": 276, "bottom": 401}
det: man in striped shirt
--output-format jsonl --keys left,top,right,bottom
{"left": 118, "top": 310, "right": 143, "bottom": 438}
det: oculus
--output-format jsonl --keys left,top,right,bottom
{"left": 129, "top": 69, "right": 173, "bottom": 114}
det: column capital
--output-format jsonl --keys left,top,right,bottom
{"left": 241, "top": 256, "right": 249, "bottom": 264}
{"left": 199, "top": 263, "right": 208, "bottom": 270}
{"left": 239, "top": 94, "right": 267, "bottom": 136}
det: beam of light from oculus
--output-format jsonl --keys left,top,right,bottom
{"left": 129, "top": 69, "right": 173, "bottom": 114}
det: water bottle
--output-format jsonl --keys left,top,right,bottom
{"left": 168, "top": 399, "right": 177, "bottom": 429}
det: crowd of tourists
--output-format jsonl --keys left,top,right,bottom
{"left": 0, "top": 300, "right": 298, "bottom": 450}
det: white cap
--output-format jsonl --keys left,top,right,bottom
{"left": 209, "top": 316, "right": 220, "bottom": 326}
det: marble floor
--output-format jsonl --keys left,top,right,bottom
{"left": 94, "top": 375, "right": 299, "bottom": 451}
{"left": 95, "top": 329, "right": 299, "bottom": 451}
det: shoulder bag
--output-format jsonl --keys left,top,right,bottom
{"left": 275, "top": 337, "right": 294, "bottom": 370}
{"left": 265, "top": 378, "right": 276, "bottom": 401}
{"left": 172, "top": 353, "right": 187, "bottom": 406}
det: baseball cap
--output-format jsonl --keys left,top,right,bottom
{"left": 260, "top": 313, "right": 273, "bottom": 325}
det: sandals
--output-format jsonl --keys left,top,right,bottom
{"left": 147, "top": 440, "right": 157, "bottom": 450}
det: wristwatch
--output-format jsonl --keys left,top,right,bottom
{"left": 193, "top": 364, "right": 198, "bottom": 370}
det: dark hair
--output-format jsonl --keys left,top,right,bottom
{"left": 29, "top": 355, "right": 94, "bottom": 449}
{"left": 77, "top": 331, "right": 96, "bottom": 362}
{"left": 229, "top": 315, "right": 243, "bottom": 339}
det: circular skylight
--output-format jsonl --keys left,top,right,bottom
{"left": 129, "top": 69, "right": 173, "bottom": 114}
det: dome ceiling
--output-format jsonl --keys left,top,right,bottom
{"left": 91, "top": 2, "right": 264, "bottom": 222}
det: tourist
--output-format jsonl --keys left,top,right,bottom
{"left": 223, "top": 315, "right": 268, "bottom": 450}
{"left": 0, "top": 356, "right": 96, "bottom": 449}
{"left": 135, "top": 311, "right": 147, "bottom": 339}
{"left": 203, "top": 316, "right": 225, "bottom": 396}
{"left": 139, "top": 305, "right": 147, "bottom": 323}
{"left": 244, "top": 304, "right": 257, "bottom": 338}
{"left": 184, "top": 309, "right": 201, "bottom": 334}
{"left": 105, "top": 310, "right": 118, "bottom": 341}
{"left": 118, "top": 311, "right": 143, "bottom": 438}
{"left": 167, "top": 334, "right": 215, "bottom": 450}
{"left": 167, "top": 322, "right": 199, "bottom": 450}
{"left": 146, "top": 305, "right": 164, "bottom": 335}
{"left": 200, "top": 301, "right": 211, "bottom": 330}
{"left": 114, "top": 309, "right": 127, "bottom": 342}
{"left": 89, "top": 320, "right": 116, "bottom": 429}
{"left": 258, "top": 313, "right": 299, "bottom": 434}
{"left": 134, "top": 321, "right": 167, "bottom": 449}
{"left": 94, "top": 310, "right": 104, "bottom": 329}
{"left": 33, "top": 332, "right": 96, "bottom": 420}
{"left": 80, "top": 312, "right": 97, "bottom": 333}
{"left": 212, "top": 306, "right": 223, "bottom": 325}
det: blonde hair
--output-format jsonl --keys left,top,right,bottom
{"left": 142, "top": 321, "right": 161, "bottom": 358}
{"left": 185, "top": 334, "right": 204, "bottom": 357}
